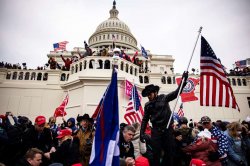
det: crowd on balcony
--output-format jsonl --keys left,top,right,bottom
{"left": 227, "top": 67, "right": 250, "bottom": 76}
{"left": 0, "top": 112, "right": 250, "bottom": 166}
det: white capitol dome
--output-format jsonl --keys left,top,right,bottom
{"left": 88, "top": 0, "right": 138, "bottom": 50}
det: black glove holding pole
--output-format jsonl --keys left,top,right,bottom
{"left": 179, "top": 71, "right": 189, "bottom": 93}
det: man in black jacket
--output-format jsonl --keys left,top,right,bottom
{"left": 22, "top": 116, "right": 54, "bottom": 166}
{"left": 119, "top": 125, "right": 136, "bottom": 166}
{"left": 140, "top": 71, "right": 188, "bottom": 166}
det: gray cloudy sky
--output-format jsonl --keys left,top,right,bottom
{"left": 0, "top": 0, "right": 249, "bottom": 73}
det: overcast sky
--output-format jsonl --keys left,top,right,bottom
{"left": 0, "top": 0, "right": 249, "bottom": 73}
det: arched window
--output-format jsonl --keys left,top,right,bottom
{"left": 75, "top": 64, "right": 78, "bottom": 73}
{"left": 61, "top": 73, "right": 66, "bottom": 81}
{"left": 6, "top": 72, "right": 11, "bottom": 79}
{"left": 237, "top": 78, "right": 241, "bottom": 86}
{"left": 139, "top": 76, "right": 143, "bottom": 83}
{"left": 71, "top": 66, "right": 75, "bottom": 74}
{"left": 134, "top": 68, "right": 137, "bottom": 76}
{"left": 120, "top": 62, "right": 124, "bottom": 71}
{"left": 144, "top": 76, "right": 149, "bottom": 83}
{"left": 12, "top": 72, "right": 17, "bottom": 80}
{"left": 227, "top": 78, "right": 231, "bottom": 85}
{"left": 18, "top": 72, "right": 24, "bottom": 80}
{"left": 37, "top": 73, "right": 42, "bottom": 80}
{"left": 84, "top": 60, "right": 87, "bottom": 69}
{"left": 25, "top": 72, "right": 30, "bottom": 80}
{"left": 167, "top": 76, "right": 172, "bottom": 84}
{"left": 98, "top": 60, "right": 103, "bottom": 69}
{"left": 125, "top": 64, "right": 129, "bottom": 73}
{"left": 232, "top": 78, "right": 236, "bottom": 86}
{"left": 79, "top": 62, "right": 82, "bottom": 71}
{"left": 104, "top": 60, "right": 110, "bottom": 69}
{"left": 31, "top": 72, "right": 36, "bottom": 80}
{"left": 43, "top": 73, "right": 48, "bottom": 81}
{"left": 242, "top": 79, "right": 247, "bottom": 86}
{"left": 89, "top": 59, "right": 94, "bottom": 69}
{"left": 161, "top": 76, "right": 166, "bottom": 84}
{"left": 173, "top": 77, "right": 176, "bottom": 84}
{"left": 130, "top": 66, "right": 133, "bottom": 75}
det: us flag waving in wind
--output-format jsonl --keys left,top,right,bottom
{"left": 124, "top": 85, "right": 144, "bottom": 125}
{"left": 200, "top": 36, "right": 240, "bottom": 111}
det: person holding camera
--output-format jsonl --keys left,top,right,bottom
{"left": 140, "top": 71, "right": 188, "bottom": 166}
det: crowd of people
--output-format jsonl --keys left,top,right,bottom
{"left": 47, "top": 47, "right": 144, "bottom": 72}
{"left": 0, "top": 111, "right": 250, "bottom": 166}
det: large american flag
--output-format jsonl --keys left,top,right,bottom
{"left": 200, "top": 36, "right": 239, "bottom": 111}
{"left": 124, "top": 85, "right": 144, "bottom": 125}
{"left": 177, "top": 103, "right": 184, "bottom": 117}
{"left": 53, "top": 41, "right": 69, "bottom": 51}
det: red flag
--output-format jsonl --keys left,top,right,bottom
{"left": 177, "top": 103, "right": 184, "bottom": 117}
{"left": 176, "top": 77, "right": 199, "bottom": 102}
{"left": 200, "top": 36, "right": 240, "bottom": 111}
{"left": 54, "top": 94, "right": 69, "bottom": 118}
{"left": 124, "top": 85, "right": 144, "bottom": 125}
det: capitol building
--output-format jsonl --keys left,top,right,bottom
{"left": 0, "top": 1, "right": 249, "bottom": 123}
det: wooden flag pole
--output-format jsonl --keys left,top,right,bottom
{"left": 166, "top": 27, "right": 203, "bottom": 129}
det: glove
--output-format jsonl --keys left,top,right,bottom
{"left": 182, "top": 71, "right": 189, "bottom": 83}
{"left": 140, "top": 133, "right": 146, "bottom": 143}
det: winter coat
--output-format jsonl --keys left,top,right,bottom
{"left": 140, "top": 84, "right": 184, "bottom": 134}
{"left": 76, "top": 128, "right": 94, "bottom": 166}
{"left": 50, "top": 138, "right": 80, "bottom": 166}
{"left": 119, "top": 133, "right": 135, "bottom": 159}
{"left": 224, "top": 130, "right": 248, "bottom": 166}
{"left": 132, "top": 128, "right": 147, "bottom": 158}
{"left": 182, "top": 138, "right": 221, "bottom": 166}
{"left": 22, "top": 125, "right": 54, "bottom": 153}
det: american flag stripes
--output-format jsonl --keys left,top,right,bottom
{"left": 53, "top": 41, "right": 69, "bottom": 51}
{"left": 124, "top": 85, "right": 144, "bottom": 125}
{"left": 177, "top": 103, "right": 184, "bottom": 117}
{"left": 200, "top": 36, "right": 239, "bottom": 111}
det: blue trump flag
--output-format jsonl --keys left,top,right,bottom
{"left": 89, "top": 69, "right": 120, "bottom": 166}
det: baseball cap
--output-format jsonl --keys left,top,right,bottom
{"left": 200, "top": 116, "right": 211, "bottom": 124}
{"left": 57, "top": 129, "right": 72, "bottom": 139}
{"left": 35, "top": 116, "right": 46, "bottom": 125}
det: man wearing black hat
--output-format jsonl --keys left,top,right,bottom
{"left": 140, "top": 71, "right": 188, "bottom": 166}
{"left": 76, "top": 114, "right": 95, "bottom": 166}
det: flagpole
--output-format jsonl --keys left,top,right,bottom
{"left": 166, "top": 27, "right": 202, "bottom": 129}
